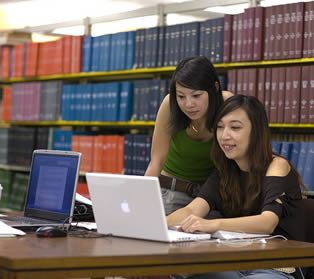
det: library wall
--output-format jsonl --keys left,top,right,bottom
{"left": 0, "top": 1, "right": 314, "bottom": 211}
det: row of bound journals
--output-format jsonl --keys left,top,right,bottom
{"left": 228, "top": 66, "right": 314, "bottom": 124}
{"left": 3, "top": 1, "right": 314, "bottom": 80}
{"left": 1, "top": 79, "right": 170, "bottom": 123}
{"left": 272, "top": 141, "right": 314, "bottom": 190}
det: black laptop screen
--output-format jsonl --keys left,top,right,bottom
{"left": 25, "top": 153, "right": 79, "bottom": 214}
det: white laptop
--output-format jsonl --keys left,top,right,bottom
{"left": 85, "top": 173, "right": 212, "bottom": 242}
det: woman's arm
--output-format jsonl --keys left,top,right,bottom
{"left": 166, "top": 197, "right": 210, "bottom": 227}
{"left": 145, "top": 95, "right": 173, "bottom": 177}
{"left": 180, "top": 211, "right": 279, "bottom": 235}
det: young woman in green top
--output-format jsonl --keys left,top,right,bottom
{"left": 145, "top": 56, "right": 233, "bottom": 215}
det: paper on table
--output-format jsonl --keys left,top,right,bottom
{"left": 0, "top": 221, "right": 26, "bottom": 236}
{"left": 212, "top": 230, "right": 269, "bottom": 240}
{"left": 71, "top": 222, "right": 97, "bottom": 230}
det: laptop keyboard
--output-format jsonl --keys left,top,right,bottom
{"left": 1, "top": 216, "right": 54, "bottom": 225}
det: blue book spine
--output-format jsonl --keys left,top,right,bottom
{"left": 69, "top": 84, "right": 77, "bottom": 121}
{"left": 163, "top": 25, "right": 171, "bottom": 67}
{"left": 99, "top": 34, "right": 112, "bottom": 71}
{"left": 297, "top": 142, "right": 309, "bottom": 180}
{"left": 110, "top": 82, "right": 120, "bottom": 121}
{"left": 61, "top": 84, "right": 71, "bottom": 121}
{"left": 215, "top": 17, "right": 224, "bottom": 63}
{"left": 91, "top": 83, "right": 98, "bottom": 121}
{"left": 151, "top": 27, "right": 159, "bottom": 68}
{"left": 149, "top": 80, "right": 160, "bottom": 121}
{"left": 144, "top": 28, "right": 152, "bottom": 68}
{"left": 83, "top": 84, "right": 92, "bottom": 121}
{"left": 190, "top": 22, "right": 200, "bottom": 57}
{"left": 53, "top": 129, "right": 73, "bottom": 151}
{"left": 103, "top": 83, "right": 111, "bottom": 121}
{"left": 204, "top": 19, "right": 212, "bottom": 60}
{"left": 126, "top": 31, "right": 135, "bottom": 69}
{"left": 134, "top": 29, "right": 141, "bottom": 69}
{"left": 280, "top": 141, "right": 293, "bottom": 160}
{"left": 82, "top": 35, "right": 93, "bottom": 72}
{"left": 290, "top": 141, "right": 301, "bottom": 169}
{"left": 173, "top": 24, "right": 181, "bottom": 66}
{"left": 119, "top": 81, "right": 134, "bottom": 121}
{"left": 199, "top": 21, "right": 206, "bottom": 57}
{"left": 132, "top": 80, "right": 141, "bottom": 121}
{"left": 157, "top": 26, "right": 165, "bottom": 68}
{"left": 210, "top": 19, "right": 217, "bottom": 62}
{"left": 302, "top": 142, "right": 314, "bottom": 190}
{"left": 109, "top": 33, "right": 118, "bottom": 71}
{"left": 271, "top": 141, "right": 282, "bottom": 155}
{"left": 91, "top": 36, "right": 101, "bottom": 72}
{"left": 115, "top": 33, "right": 122, "bottom": 71}
{"left": 120, "top": 32, "right": 128, "bottom": 70}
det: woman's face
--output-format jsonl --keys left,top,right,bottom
{"left": 216, "top": 108, "right": 252, "bottom": 171}
{"left": 175, "top": 83, "right": 209, "bottom": 120}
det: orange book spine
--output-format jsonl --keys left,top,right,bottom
{"left": 92, "top": 135, "right": 104, "bottom": 172}
{"left": 1, "top": 86, "right": 12, "bottom": 121}
{"left": 55, "top": 38, "right": 63, "bottom": 74}
{"left": 1, "top": 46, "right": 12, "bottom": 79}
{"left": 62, "top": 36, "right": 72, "bottom": 74}
{"left": 13, "top": 44, "right": 24, "bottom": 77}
{"left": 25, "top": 42, "right": 39, "bottom": 77}
{"left": 76, "top": 182, "right": 90, "bottom": 200}
{"left": 71, "top": 36, "right": 83, "bottom": 73}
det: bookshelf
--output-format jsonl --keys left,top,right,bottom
{"left": 1, "top": 0, "right": 314, "bottom": 211}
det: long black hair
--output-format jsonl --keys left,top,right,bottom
{"left": 169, "top": 56, "right": 223, "bottom": 135}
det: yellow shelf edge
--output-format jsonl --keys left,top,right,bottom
{"left": 1, "top": 120, "right": 156, "bottom": 126}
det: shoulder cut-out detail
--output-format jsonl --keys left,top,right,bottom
{"left": 266, "top": 156, "right": 291, "bottom": 177}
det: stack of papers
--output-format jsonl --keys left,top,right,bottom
{"left": 0, "top": 221, "right": 26, "bottom": 237}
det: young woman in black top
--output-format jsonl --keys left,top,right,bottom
{"left": 167, "top": 95, "right": 308, "bottom": 279}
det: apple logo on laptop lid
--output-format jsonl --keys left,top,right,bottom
{"left": 120, "top": 200, "right": 131, "bottom": 213}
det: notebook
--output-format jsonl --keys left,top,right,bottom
{"left": 85, "top": 173, "right": 212, "bottom": 242}
{"left": 0, "top": 149, "right": 81, "bottom": 230}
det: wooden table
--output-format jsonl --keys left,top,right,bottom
{"left": 0, "top": 233, "right": 314, "bottom": 279}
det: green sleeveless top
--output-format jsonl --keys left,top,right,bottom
{"left": 163, "top": 130, "right": 215, "bottom": 182}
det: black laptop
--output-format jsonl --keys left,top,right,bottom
{"left": 0, "top": 149, "right": 81, "bottom": 230}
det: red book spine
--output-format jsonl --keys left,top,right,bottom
{"left": 236, "top": 13, "right": 244, "bottom": 62}
{"left": 13, "top": 44, "right": 25, "bottom": 77}
{"left": 268, "top": 5, "right": 276, "bottom": 60}
{"left": 242, "top": 68, "right": 249, "bottom": 95}
{"left": 257, "top": 68, "right": 265, "bottom": 104}
{"left": 263, "top": 7, "right": 271, "bottom": 60}
{"left": 253, "top": 7, "right": 264, "bottom": 61}
{"left": 92, "top": 135, "right": 104, "bottom": 172}
{"left": 242, "top": 9, "right": 249, "bottom": 61}
{"left": 264, "top": 70, "right": 271, "bottom": 121}
{"left": 77, "top": 182, "right": 90, "bottom": 200}
{"left": 294, "top": 2, "right": 304, "bottom": 58}
{"left": 236, "top": 69, "right": 244, "bottom": 94}
{"left": 231, "top": 14, "right": 238, "bottom": 62}
{"left": 223, "top": 14, "right": 233, "bottom": 63}
{"left": 310, "top": 2, "right": 314, "bottom": 58}
{"left": 282, "top": 4, "right": 291, "bottom": 59}
{"left": 248, "top": 68, "right": 257, "bottom": 97}
{"left": 264, "top": 68, "right": 272, "bottom": 120}
{"left": 37, "top": 43, "right": 45, "bottom": 76}
{"left": 0, "top": 46, "right": 11, "bottom": 79}
{"left": 303, "top": 2, "right": 311, "bottom": 58}
{"left": 62, "top": 36, "right": 72, "bottom": 74}
{"left": 300, "top": 65, "right": 310, "bottom": 123}
{"left": 227, "top": 69, "right": 237, "bottom": 93}
{"left": 277, "top": 67, "right": 286, "bottom": 123}
{"left": 246, "top": 8, "right": 255, "bottom": 61}
{"left": 274, "top": 5, "right": 284, "bottom": 60}
{"left": 102, "top": 136, "right": 110, "bottom": 172}
{"left": 269, "top": 67, "right": 279, "bottom": 123}
{"left": 291, "top": 66, "right": 302, "bottom": 123}
{"left": 284, "top": 67, "right": 293, "bottom": 123}
{"left": 1, "top": 86, "right": 12, "bottom": 121}
{"left": 71, "top": 36, "right": 83, "bottom": 73}
{"left": 309, "top": 65, "right": 314, "bottom": 123}
{"left": 55, "top": 38, "right": 63, "bottom": 74}
{"left": 25, "top": 42, "right": 39, "bottom": 77}
{"left": 71, "top": 135, "right": 80, "bottom": 152}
